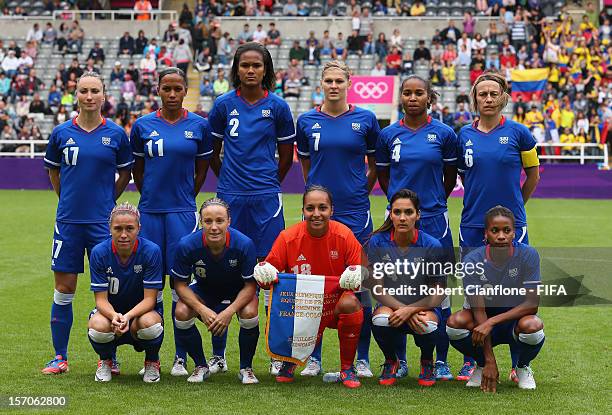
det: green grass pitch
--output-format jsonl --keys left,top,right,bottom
{"left": 0, "top": 190, "right": 610, "bottom": 414}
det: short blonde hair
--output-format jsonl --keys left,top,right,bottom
{"left": 109, "top": 202, "right": 140, "bottom": 225}
{"left": 321, "top": 60, "right": 352, "bottom": 80}
{"left": 470, "top": 71, "right": 509, "bottom": 113}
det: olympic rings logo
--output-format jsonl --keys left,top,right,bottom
{"left": 352, "top": 81, "right": 389, "bottom": 99}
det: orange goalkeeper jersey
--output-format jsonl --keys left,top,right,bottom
{"left": 265, "top": 220, "right": 364, "bottom": 277}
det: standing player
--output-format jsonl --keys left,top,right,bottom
{"left": 88, "top": 203, "right": 164, "bottom": 383}
{"left": 295, "top": 60, "right": 380, "bottom": 378}
{"left": 254, "top": 186, "right": 366, "bottom": 389}
{"left": 376, "top": 75, "right": 460, "bottom": 381}
{"left": 131, "top": 67, "right": 212, "bottom": 376}
{"left": 208, "top": 42, "right": 295, "bottom": 375}
{"left": 366, "top": 189, "right": 444, "bottom": 387}
{"left": 42, "top": 72, "right": 133, "bottom": 374}
{"left": 446, "top": 206, "right": 545, "bottom": 392}
{"left": 456, "top": 71, "right": 539, "bottom": 381}
{"left": 171, "top": 198, "right": 260, "bottom": 384}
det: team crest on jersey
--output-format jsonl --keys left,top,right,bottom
{"left": 195, "top": 261, "right": 206, "bottom": 278}
{"left": 312, "top": 123, "right": 321, "bottom": 129}
{"left": 106, "top": 267, "right": 113, "bottom": 275}
{"left": 499, "top": 136, "right": 509, "bottom": 144}
{"left": 228, "top": 259, "right": 238, "bottom": 267}
{"left": 134, "top": 264, "right": 143, "bottom": 274}
{"left": 427, "top": 133, "right": 437, "bottom": 142}
{"left": 101, "top": 136, "right": 111, "bottom": 145}
{"left": 465, "top": 139, "right": 473, "bottom": 147}
{"left": 149, "top": 130, "right": 159, "bottom": 137}
{"left": 352, "top": 123, "right": 361, "bottom": 131}
{"left": 184, "top": 130, "right": 194, "bottom": 138}
{"left": 508, "top": 268, "right": 518, "bottom": 278}
{"left": 230, "top": 109, "right": 239, "bottom": 116}
{"left": 297, "top": 254, "right": 307, "bottom": 261}
{"left": 330, "top": 250, "right": 339, "bottom": 260}
{"left": 66, "top": 137, "right": 76, "bottom": 145}
{"left": 262, "top": 109, "right": 271, "bottom": 117}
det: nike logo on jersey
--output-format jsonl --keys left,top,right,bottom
{"left": 392, "top": 138, "right": 402, "bottom": 146}
{"left": 66, "top": 138, "right": 76, "bottom": 145}
{"left": 312, "top": 123, "right": 321, "bottom": 129}
{"left": 297, "top": 254, "right": 307, "bottom": 261}
{"left": 465, "top": 139, "right": 473, "bottom": 146}
{"left": 149, "top": 130, "right": 159, "bottom": 137}
{"left": 230, "top": 109, "right": 239, "bottom": 116}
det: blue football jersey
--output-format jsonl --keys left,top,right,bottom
{"left": 208, "top": 90, "right": 295, "bottom": 195}
{"left": 296, "top": 105, "right": 380, "bottom": 214}
{"left": 462, "top": 242, "right": 541, "bottom": 314}
{"left": 90, "top": 237, "right": 163, "bottom": 314}
{"left": 171, "top": 227, "right": 257, "bottom": 297}
{"left": 366, "top": 229, "right": 445, "bottom": 304}
{"left": 376, "top": 117, "right": 458, "bottom": 217}
{"left": 457, "top": 117, "right": 536, "bottom": 228}
{"left": 44, "top": 118, "right": 133, "bottom": 223}
{"left": 131, "top": 110, "right": 213, "bottom": 213}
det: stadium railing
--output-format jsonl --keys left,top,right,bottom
{"left": 0, "top": 9, "right": 176, "bottom": 21}
{"left": 1, "top": 141, "right": 608, "bottom": 166}
{"left": 536, "top": 143, "right": 609, "bottom": 165}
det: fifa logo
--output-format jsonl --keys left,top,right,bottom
{"left": 101, "top": 137, "right": 111, "bottom": 145}
{"left": 352, "top": 123, "right": 360, "bottom": 131}
{"left": 499, "top": 136, "right": 509, "bottom": 144}
{"left": 262, "top": 109, "right": 271, "bottom": 117}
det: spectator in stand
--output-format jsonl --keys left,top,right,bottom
{"left": 43, "top": 22, "right": 57, "bottom": 45}
{"left": 217, "top": 32, "right": 231, "bottom": 65}
{"left": 402, "top": 50, "right": 414, "bottom": 75}
{"left": 413, "top": 40, "right": 431, "bottom": 62}
{"left": 371, "top": 61, "right": 386, "bottom": 76}
{"left": 442, "top": 43, "right": 457, "bottom": 65}
{"left": 283, "top": 73, "right": 301, "bottom": 98}
{"left": 560, "top": 127, "right": 578, "bottom": 155}
{"left": 442, "top": 60, "right": 456, "bottom": 85}
{"left": 297, "top": 2, "right": 309, "bottom": 16}
{"left": 289, "top": 41, "right": 306, "bottom": 62}
{"left": 67, "top": 21, "right": 84, "bottom": 54}
{"left": 55, "top": 22, "right": 69, "bottom": 53}
{"left": 0, "top": 72, "right": 9, "bottom": 100}
{"left": 1, "top": 50, "right": 19, "bottom": 77}
{"left": 134, "top": 0, "right": 153, "bottom": 21}
{"left": 286, "top": 58, "right": 304, "bottom": 81}
{"left": 173, "top": 38, "right": 193, "bottom": 77}
{"left": 311, "top": 86, "right": 324, "bottom": 106}
{"left": 385, "top": 46, "right": 402, "bottom": 75}
{"left": 390, "top": 28, "right": 402, "bottom": 51}
{"left": 252, "top": 24, "right": 267, "bottom": 44}
{"left": 440, "top": 20, "right": 461, "bottom": 45}
{"left": 140, "top": 51, "right": 157, "bottom": 75}
{"left": 135, "top": 30, "right": 148, "bottom": 55}
{"left": 321, "top": 30, "right": 334, "bottom": 56}
{"left": 430, "top": 61, "right": 445, "bottom": 86}
{"left": 26, "top": 23, "right": 43, "bottom": 45}
{"left": 118, "top": 31, "right": 135, "bottom": 56}
{"left": 454, "top": 101, "right": 473, "bottom": 132}
{"left": 457, "top": 32, "right": 472, "bottom": 54}
{"left": 25, "top": 69, "right": 44, "bottom": 94}
{"left": 362, "top": 33, "right": 375, "bottom": 55}
{"left": 138, "top": 77, "right": 154, "bottom": 97}
{"left": 87, "top": 41, "right": 105, "bottom": 65}
{"left": 121, "top": 73, "right": 137, "bottom": 101}
{"left": 110, "top": 61, "right": 125, "bottom": 85}
{"left": 410, "top": 0, "right": 426, "bottom": 17}
{"left": 200, "top": 77, "right": 214, "bottom": 97}
{"left": 472, "top": 33, "right": 487, "bottom": 55}
{"left": 267, "top": 22, "right": 281, "bottom": 46}
{"left": 469, "top": 62, "right": 484, "bottom": 84}
{"left": 511, "top": 14, "right": 528, "bottom": 51}
{"left": 29, "top": 93, "right": 47, "bottom": 114}
{"left": 284, "top": 0, "right": 298, "bottom": 16}
{"left": 457, "top": 43, "right": 471, "bottom": 66}
{"left": 195, "top": 46, "right": 213, "bottom": 72}
{"left": 306, "top": 37, "right": 321, "bottom": 66}
{"left": 238, "top": 24, "right": 253, "bottom": 44}
{"left": 213, "top": 69, "right": 229, "bottom": 97}
{"left": 375, "top": 32, "right": 388, "bottom": 62}
{"left": 178, "top": 3, "right": 193, "bottom": 28}
{"left": 431, "top": 40, "right": 444, "bottom": 62}
{"left": 463, "top": 11, "right": 475, "bottom": 36}
{"left": 334, "top": 32, "right": 347, "bottom": 60}
{"left": 347, "top": 30, "right": 362, "bottom": 56}
{"left": 255, "top": 4, "right": 270, "bottom": 16}
{"left": 48, "top": 84, "right": 62, "bottom": 108}
{"left": 54, "top": 105, "right": 69, "bottom": 126}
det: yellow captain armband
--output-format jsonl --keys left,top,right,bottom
{"left": 521, "top": 147, "right": 540, "bottom": 168}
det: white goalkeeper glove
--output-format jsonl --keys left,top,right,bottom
{"left": 254, "top": 262, "right": 279, "bottom": 286}
{"left": 339, "top": 265, "right": 367, "bottom": 291}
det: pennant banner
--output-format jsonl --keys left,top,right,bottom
{"left": 266, "top": 273, "right": 341, "bottom": 365}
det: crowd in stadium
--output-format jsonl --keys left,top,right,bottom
{"left": 0, "top": 1, "right": 611, "bottom": 158}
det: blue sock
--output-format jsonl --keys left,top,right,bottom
{"left": 239, "top": 326, "right": 259, "bottom": 369}
{"left": 357, "top": 306, "right": 372, "bottom": 362}
{"left": 140, "top": 333, "right": 164, "bottom": 362}
{"left": 413, "top": 331, "right": 437, "bottom": 361}
{"left": 89, "top": 337, "right": 115, "bottom": 360}
{"left": 510, "top": 341, "right": 520, "bottom": 367}
{"left": 175, "top": 325, "right": 206, "bottom": 367}
{"left": 311, "top": 334, "right": 323, "bottom": 361}
{"left": 372, "top": 324, "right": 400, "bottom": 361}
{"left": 50, "top": 301, "right": 73, "bottom": 359}
{"left": 395, "top": 334, "right": 407, "bottom": 361}
{"left": 464, "top": 355, "right": 475, "bottom": 364}
{"left": 435, "top": 309, "right": 451, "bottom": 362}
{"left": 449, "top": 332, "right": 484, "bottom": 367}
{"left": 517, "top": 338, "right": 545, "bottom": 367}
{"left": 211, "top": 330, "right": 228, "bottom": 357}
{"left": 172, "top": 300, "right": 187, "bottom": 361}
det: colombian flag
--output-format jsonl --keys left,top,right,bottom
{"left": 511, "top": 68, "right": 549, "bottom": 101}
{"left": 266, "top": 273, "right": 341, "bottom": 365}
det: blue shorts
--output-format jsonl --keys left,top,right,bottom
{"left": 51, "top": 221, "right": 109, "bottom": 274}
{"left": 189, "top": 282, "right": 236, "bottom": 314}
{"left": 419, "top": 212, "right": 455, "bottom": 263}
{"left": 217, "top": 192, "right": 284, "bottom": 258}
{"left": 489, "top": 319, "right": 519, "bottom": 347}
{"left": 459, "top": 225, "right": 529, "bottom": 257}
{"left": 89, "top": 303, "right": 163, "bottom": 348}
{"left": 333, "top": 210, "right": 372, "bottom": 245}
{"left": 140, "top": 211, "right": 199, "bottom": 275}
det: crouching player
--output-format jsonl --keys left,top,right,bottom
{"left": 88, "top": 203, "right": 164, "bottom": 383}
{"left": 446, "top": 206, "right": 545, "bottom": 392}
{"left": 254, "top": 185, "right": 366, "bottom": 388}
{"left": 171, "top": 198, "right": 260, "bottom": 384}
{"left": 366, "top": 189, "right": 445, "bottom": 387}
